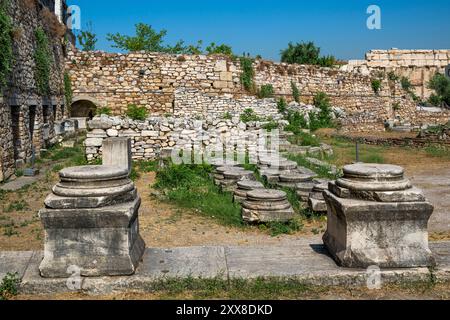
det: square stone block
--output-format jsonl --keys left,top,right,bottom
{"left": 323, "top": 190, "right": 435, "bottom": 268}
{"left": 39, "top": 198, "right": 145, "bottom": 278}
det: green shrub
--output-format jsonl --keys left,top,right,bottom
{"left": 400, "top": 76, "right": 413, "bottom": 92}
{"left": 392, "top": 102, "right": 401, "bottom": 111}
{"left": 34, "top": 27, "right": 52, "bottom": 95}
{"left": 277, "top": 98, "right": 287, "bottom": 113}
{"left": 428, "top": 73, "right": 450, "bottom": 106}
{"left": 240, "top": 56, "right": 255, "bottom": 92}
{"left": 95, "top": 107, "right": 112, "bottom": 116}
{"left": 0, "top": 272, "right": 20, "bottom": 300}
{"left": 291, "top": 81, "right": 300, "bottom": 103}
{"left": 285, "top": 110, "right": 307, "bottom": 133}
{"left": 126, "top": 104, "right": 148, "bottom": 121}
{"left": 205, "top": 42, "right": 233, "bottom": 56}
{"left": 280, "top": 41, "right": 336, "bottom": 67}
{"left": 257, "top": 84, "right": 274, "bottom": 98}
{"left": 428, "top": 94, "right": 442, "bottom": 107}
{"left": 387, "top": 71, "right": 399, "bottom": 81}
{"left": 371, "top": 79, "right": 382, "bottom": 94}
{"left": 64, "top": 72, "right": 73, "bottom": 106}
{"left": 313, "top": 91, "right": 333, "bottom": 129}
{"left": 223, "top": 112, "right": 232, "bottom": 120}
{"left": 262, "top": 120, "right": 279, "bottom": 131}
{"left": 0, "top": 3, "right": 13, "bottom": 89}
{"left": 240, "top": 108, "right": 260, "bottom": 123}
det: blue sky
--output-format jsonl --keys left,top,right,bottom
{"left": 67, "top": 0, "right": 450, "bottom": 60}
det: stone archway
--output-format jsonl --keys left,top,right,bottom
{"left": 70, "top": 96, "right": 101, "bottom": 119}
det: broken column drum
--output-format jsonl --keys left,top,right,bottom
{"left": 242, "top": 189, "right": 295, "bottom": 223}
{"left": 323, "top": 163, "right": 435, "bottom": 268}
{"left": 233, "top": 180, "right": 265, "bottom": 204}
{"left": 39, "top": 165, "right": 146, "bottom": 278}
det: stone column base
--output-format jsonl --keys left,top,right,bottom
{"left": 39, "top": 198, "right": 146, "bottom": 278}
{"left": 323, "top": 190, "right": 436, "bottom": 268}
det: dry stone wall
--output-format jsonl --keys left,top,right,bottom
{"left": 344, "top": 49, "right": 450, "bottom": 99}
{"left": 85, "top": 115, "right": 291, "bottom": 162}
{"left": 0, "top": 0, "right": 68, "bottom": 182}
{"left": 67, "top": 49, "right": 450, "bottom": 134}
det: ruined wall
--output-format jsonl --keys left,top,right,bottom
{"left": 0, "top": 0, "right": 68, "bottom": 182}
{"left": 344, "top": 49, "right": 450, "bottom": 99}
{"left": 67, "top": 49, "right": 450, "bottom": 134}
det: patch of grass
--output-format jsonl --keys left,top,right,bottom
{"left": 148, "top": 276, "right": 323, "bottom": 300}
{"left": 288, "top": 131, "right": 321, "bottom": 147}
{"left": 265, "top": 218, "right": 304, "bottom": 237}
{"left": 135, "top": 160, "right": 158, "bottom": 173}
{"left": 154, "top": 164, "right": 243, "bottom": 227}
{"left": 0, "top": 272, "right": 20, "bottom": 300}
{"left": 2, "top": 225, "right": 19, "bottom": 237}
{"left": 52, "top": 164, "right": 65, "bottom": 173}
{"left": 425, "top": 145, "right": 450, "bottom": 159}
{"left": 288, "top": 154, "right": 339, "bottom": 180}
{"left": 3, "top": 200, "right": 29, "bottom": 213}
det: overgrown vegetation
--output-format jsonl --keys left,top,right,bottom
{"left": 291, "top": 81, "right": 300, "bottom": 103}
{"left": 371, "top": 78, "right": 382, "bottom": 95}
{"left": 277, "top": 98, "right": 287, "bottom": 113}
{"left": 427, "top": 73, "right": 450, "bottom": 107}
{"left": 0, "top": 272, "right": 20, "bottom": 300}
{"left": 76, "top": 21, "right": 98, "bottom": 51}
{"left": 257, "top": 84, "right": 274, "bottom": 98}
{"left": 106, "top": 23, "right": 233, "bottom": 56}
{"left": 154, "top": 164, "right": 243, "bottom": 227}
{"left": 239, "top": 108, "right": 260, "bottom": 123}
{"left": 0, "top": 0, "right": 13, "bottom": 89}
{"left": 205, "top": 42, "right": 233, "bottom": 56}
{"left": 96, "top": 106, "right": 112, "bottom": 116}
{"left": 239, "top": 56, "right": 255, "bottom": 92}
{"left": 288, "top": 153, "right": 340, "bottom": 180}
{"left": 280, "top": 41, "right": 336, "bottom": 67}
{"left": 34, "top": 27, "right": 52, "bottom": 96}
{"left": 126, "top": 104, "right": 148, "bottom": 121}
{"left": 311, "top": 92, "right": 333, "bottom": 130}
{"left": 64, "top": 72, "right": 73, "bottom": 106}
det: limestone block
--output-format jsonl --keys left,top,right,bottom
{"left": 102, "top": 137, "right": 132, "bottom": 173}
{"left": 84, "top": 138, "right": 104, "bottom": 147}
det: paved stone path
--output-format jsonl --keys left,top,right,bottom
{"left": 1, "top": 238, "right": 449, "bottom": 295}
{"left": 409, "top": 167, "right": 450, "bottom": 233}
{"left": 0, "top": 175, "right": 41, "bottom": 192}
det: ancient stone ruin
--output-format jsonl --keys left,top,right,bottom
{"left": 323, "top": 163, "right": 435, "bottom": 268}
{"left": 39, "top": 165, "right": 145, "bottom": 277}
{"left": 242, "top": 189, "right": 295, "bottom": 223}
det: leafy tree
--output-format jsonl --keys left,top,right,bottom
{"left": 205, "top": 42, "right": 233, "bottom": 56}
{"left": 77, "top": 22, "right": 97, "bottom": 51}
{"left": 280, "top": 41, "right": 336, "bottom": 67}
{"left": 107, "top": 23, "right": 202, "bottom": 54}
{"left": 428, "top": 73, "right": 450, "bottom": 106}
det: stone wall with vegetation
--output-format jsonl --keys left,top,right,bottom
{"left": 67, "top": 48, "right": 450, "bottom": 133}
{"left": 0, "top": 0, "right": 68, "bottom": 182}
{"left": 344, "top": 49, "right": 450, "bottom": 99}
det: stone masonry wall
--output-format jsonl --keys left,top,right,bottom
{"left": 344, "top": 49, "right": 450, "bottom": 99}
{"left": 0, "top": 0, "right": 68, "bottom": 182}
{"left": 67, "top": 49, "right": 450, "bottom": 134}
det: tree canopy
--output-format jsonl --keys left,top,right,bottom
{"left": 107, "top": 23, "right": 233, "bottom": 56}
{"left": 280, "top": 41, "right": 336, "bottom": 67}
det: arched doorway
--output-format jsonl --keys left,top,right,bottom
{"left": 70, "top": 100, "right": 97, "bottom": 119}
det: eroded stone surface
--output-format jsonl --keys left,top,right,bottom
{"left": 323, "top": 163, "right": 435, "bottom": 268}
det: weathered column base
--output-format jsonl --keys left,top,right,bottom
{"left": 323, "top": 190, "right": 436, "bottom": 268}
